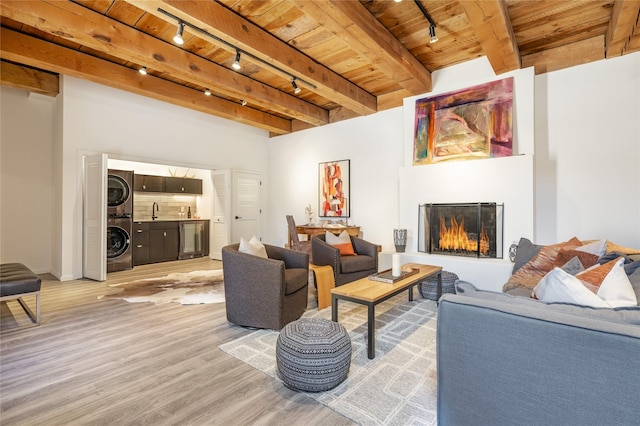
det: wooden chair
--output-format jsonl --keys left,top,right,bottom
{"left": 286, "top": 215, "right": 312, "bottom": 262}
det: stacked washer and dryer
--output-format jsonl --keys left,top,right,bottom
{"left": 107, "top": 169, "right": 134, "bottom": 272}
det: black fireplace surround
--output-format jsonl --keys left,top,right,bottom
{"left": 418, "top": 203, "right": 504, "bottom": 258}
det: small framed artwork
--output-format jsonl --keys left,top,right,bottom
{"left": 319, "top": 159, "right": 350, "bottom": 217}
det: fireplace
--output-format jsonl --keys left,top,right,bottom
{"left": 418, "top": 203, "right": 504, "bottom": 258}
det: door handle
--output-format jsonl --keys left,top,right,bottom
{"left": 235, "top": 216, "right": 242, "bottom": 219}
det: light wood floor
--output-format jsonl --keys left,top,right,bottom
{"left": 0, "top": 258, "right": 355, "bottom": 425}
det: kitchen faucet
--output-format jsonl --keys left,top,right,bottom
{"left": 152, "top": 202, "right": 159, "bottom": 220}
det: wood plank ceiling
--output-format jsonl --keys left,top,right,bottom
{"left": 1, "top": 0, "right": 639, "bottom": 136}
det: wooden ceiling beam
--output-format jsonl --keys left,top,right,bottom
{"left": 522, "top": 35, "right": 604, "bottom": 75}
{"left": 0, "top": 0, "right": 327, "bottom": 127}
{"left": 459, "top": 0, "right": 521, "bottom": 74}
{"left": 0, "top": 60, "right": 59, "bottom": 97}
{"left": 292, "top": 0, "right": 432, "bottom": 95}
{"left": 0, "top": 28, "right": 291, "bottom": 134}
{"left": 605, "top": 0, "right": 640, "bottom": 58}
{"left": 127, "top": 0, "right": 378, "bottom": 116}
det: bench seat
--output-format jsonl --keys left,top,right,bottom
{"left": 1, "top": 263, "right": 42, "bottom": 330}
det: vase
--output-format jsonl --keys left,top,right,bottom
{"left": 393, "top": 229, "right": 407, "bottom": 253}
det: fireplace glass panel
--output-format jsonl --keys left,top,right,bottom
{"left": 418, "top": 203, "right": 503, "bottom": 258}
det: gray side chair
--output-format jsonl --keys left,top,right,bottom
{"left": 222, "top": 243, "right": 309, "bottom": 330}
{"left": 286, "top": 215, "right": 312, "bottom": 262}
{"left": 311, "top": 234, "right": 378, "bottom": 286}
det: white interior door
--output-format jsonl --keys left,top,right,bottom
{"left": 211, "top": 169, "right": 230, "bottom": 259}
{"left": 83, "top": 153, "right": 107, "bottom": 281}
{"left": 231, "top": 171, "right": 262, "bottom": 242}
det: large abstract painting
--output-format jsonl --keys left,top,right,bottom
{"left": 413, "top": 77, "right": 513, "bottom": 165}
{"left": 319, "top": 160, "right": 350, "bottom": 218}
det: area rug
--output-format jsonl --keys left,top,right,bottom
{"left": 99, "top": 270, "right": 224, "bottom": 305}
{"left": 219, "top": 294, "right": 439, "bottom": 425}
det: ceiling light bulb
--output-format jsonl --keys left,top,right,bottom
{"left": 173, "top": 22, "right": 184, "bottom": 45}
{"left": 291, "top": 78, "right": 301, "bottom": 94}
{"left": 394, "top": 0, "right": 402, "bottom": 2}
{"left": 241, "top": 100, "right": 247, "bottom": 106}
{"left": 429, "top": 25, "right": 438, "bottom": 43}
{"left": 138, "top": 66, "right": 147, "bottom": 75}
{"left": 204, "top": 88, "right": 211, "bottom": 96}
{"left": 232, "top": 50, "right": 241, "bottom": 70}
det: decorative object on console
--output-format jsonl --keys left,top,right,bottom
{"left": 304, "top": 204, "right": 314, "bottom": 225}
{"left": 413, "top": 77, "right": 513, "bottom": 165}
{"left": 319, "top": 159, "right": 350, "bottom": 218}
{"left": 393, "top": 228, "right": 407, "bottom": 252}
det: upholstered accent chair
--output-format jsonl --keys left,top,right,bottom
{"left": 311, "top": 234, "right": 379, "bottom": 286}
{"left": 286, "top": 215, "right": 312, "bottom": 262}
{"left": 222, "top": 243, "right": 309, "bottom": 330}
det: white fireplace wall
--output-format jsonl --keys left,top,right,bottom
{"left": 388, "top": 60, "right": 535, "bottom": 291}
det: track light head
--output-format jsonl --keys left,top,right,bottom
{"left": 241, "top": 100, "right": 247, "bottom": 106}
{"left": 232, "top": 50, "right": 241, "bottom": 70}
{"left": 138, "top": 66, "right": 147, "bottom": 75}
{"left": 173, "top": 22, "right": 185, "bottom": 45}
{"left": 291, "top": 78, "right": 301, "bottom": 94}
{"left": 429, "top": 25, "right": 438, "bottom": 43}
{"left": 204, "top": 88, "right": 211, "bottom": 96}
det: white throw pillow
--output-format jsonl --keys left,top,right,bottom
{"left": 325, "top": 230, "right": 350, "bottom": 245}
{"left": 239, "top": 236, "right": 268, "bottom": 258}
{"left": 534, "top": 267, "right": 610, "bottom": 308}
{"left": 576, "top": 239, "right": 607, "bottom": 258}
{"left": 596, "top": 257, "right": 637, "bottom": 307}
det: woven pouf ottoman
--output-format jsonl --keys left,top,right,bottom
{"left": 276, "top": 318, "right": 352, "bottom": 392}
{"left": 419, "top": 270, "right": 459, "bottom": 300}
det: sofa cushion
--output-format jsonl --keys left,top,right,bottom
{"left": 341, "top": 255, "right": 375, "bottom": 274}
{"left": 458, "top": 281, "right": 640, "bottom": 325}
{"left": 284, "top": 268, "right": 308, "bottom": 295}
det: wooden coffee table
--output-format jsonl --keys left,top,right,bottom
{"left": 331, "top": 263, "right": 442, "bottom": 359}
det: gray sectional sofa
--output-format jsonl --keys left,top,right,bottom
{"left": 436, "top": 275, "right": 640, "bottom": 425}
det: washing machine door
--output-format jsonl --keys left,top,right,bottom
{"left": 107, "top": 174, "right": 131, "bottom": 207}
{"left": 107, "top": 226, "right": 130, "bottom": 258}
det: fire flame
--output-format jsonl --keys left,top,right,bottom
{"left": 439, "top": 215, "right": 489, "bottom": 255}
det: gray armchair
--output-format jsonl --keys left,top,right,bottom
{"left": 311, "top": 234, "right": 378, "bottom": 286}
{"left": 222, "top": 243, "right": 308, "bottom": 330}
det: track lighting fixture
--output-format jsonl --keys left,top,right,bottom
{"left": 158, "top": 9, "right": 318, "bottom": 95}
{"left": 414, "top": 0, "right": 439, "bottom": 44}
{"left": 241, "top": 100, "right": 247, "bottom": 106}
{"left": 138, "top": 66, "right": 147, "bottom": 75}
{"left": 232, "top": 50, "right": 241, "bottom": 70}
{"left": 204, "top": 88, "right": 211, "bottom": 96}
{"left": 291, "top": 78, "right": 301, "bottom": 94}
{"left": 429, "top": 25, "right": 438, "bottom": 44}
{"left": 173, "top": 22, "right": 185, "bottom": 45}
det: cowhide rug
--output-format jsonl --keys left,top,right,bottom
{"left": 99, "top": 270, "right": 224, "bottom": 305}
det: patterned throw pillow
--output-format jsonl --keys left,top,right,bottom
{"left": 503, "top": 237, "right": 582, "bottom": 292}
{"left": 325, "top": 230, "right": 355, "bottom": 256}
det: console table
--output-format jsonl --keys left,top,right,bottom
{"left": 289, "top": 225, "right": 360, "bottom": 248}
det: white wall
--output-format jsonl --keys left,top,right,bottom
{"left": 534, "top": 53, "right": 640, "bottom": 246}
{"left": 267, "top": 108, "right": 403, "bottom": 250}
{"left": 0, "top": 89, "right": 55, "bottom": 273}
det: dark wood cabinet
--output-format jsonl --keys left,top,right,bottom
{"left": 134, "top": 174, "right": 164, "bottom": 192}
{"left": 165, "top": 177, "right": 202, "bottom": 194}
{"left": 133, "top": 221, "right": 179, "bottom": 265}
